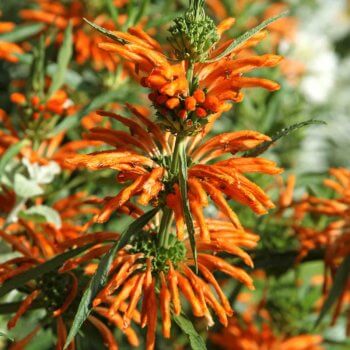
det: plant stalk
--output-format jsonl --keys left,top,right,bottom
{"left": 158, "top": 62, "right": 194, "bottom": 248}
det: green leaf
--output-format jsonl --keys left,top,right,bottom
{"left": 0, "top": 24, "right": 44, "bottom": 43}
{"left": 47, "top": 22, "right": 73, "bottom": 98}
{"left": 47, "top": 64, "right": 82, "bottom": 89}
{"left": 64, "top": 241, "right": 119, "bottom": 349}
{"left": 0, "top": 139, "right": 30, "bottom": 178}
{"left": 0, "top": 244, "right": 93, "bottom": 298}
{"left": 64, "top": 207, "right": 159, "bottom": 348}
{"left": 84, "top": 18, "right": 128, "bottom": 44}
{"left": 20, "top": 205, "right": 62, "bottom": 228}
{"left": 104, "top": 0, "right": 119, "bottom": 26}
{"left": 243, "top": 119, "right": 326, "bottom": 157}
{"left": 173, "top": 313, "right": 206, "bottom": 350}
{"left": 117, "top": 207, "right": 160, "bottom": 251}
{"left": 133, "top": 0, "right": 150, "bottom": 26}
{"left": 206, "top": 11, "right": 289, "bottom": 63}
{"left": 178, "top": 138, "right": 198, "bottom": 272}
{"left": 31, "top": 35, "right": 46, "bottom": 95}
{"left": 14, "top": 174, "right": 43, "bottom": 198}
{"left": 0, "top": 331, "right": 13, "bottom": 342}
{"left": 315, "top": 256, "right": 350, "bottom": 327}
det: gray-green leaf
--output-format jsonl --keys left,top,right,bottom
{"left": 20, "top": 205, "right": 62, "bottom": 228}
{"left": 14, "top": 174, "right": 43, "bottom": 198}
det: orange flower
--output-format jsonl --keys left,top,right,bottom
{"left": 97, "top": 17, "right": 281, "bottom": 126}
{"left": 295, "top": 168, "right": 350, "bottom": 262}
{"left": 92, "top": 217, "right": 259, "bottom": 349}
{"left": 182, "top": 131, "right": 282, "bottom": 239}
{"left": 20, "top": 0, "right": 122, "bottom": 71}
{"left": 0, "top": 41, "right": 24, "bottom": 63}
{"left": 0, "top": 22, "right": 24, "bottom": 63}
{"left": 210, "top": 313, "right": 324, "bottom": 350}
{"left": 11, "top": 89, "right": 75, "bottom": 119}
{"left": 289, "top": 168, "right": 350, "bottom": 330}
{"left": 0, "top": 202, "right": 140, "bottom": 349}
{"left": 66, "top": 105, "right": 282, "bottom": 232}
{"left": 65, "top": 104, "right": 168, "bottom": 223}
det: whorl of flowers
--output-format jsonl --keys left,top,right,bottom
{"left": 95, "top": 3, "right": 282, "bottom": 135}
{"left": 59, "top": 1, "right": 284, "bottom": 348}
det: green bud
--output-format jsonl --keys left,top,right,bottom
{"left": 168, "top": 0, "right": 219, "bottom": 63}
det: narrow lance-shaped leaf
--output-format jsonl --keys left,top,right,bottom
{"left": 173, "top": 313, "right": 207, "bottom": 350}
{"left": 84, "top": 18, "right": 129, "bottom": 44}
{"left": 64, "top": 207, "right": 160, "bottom": 348}
{"left": 0, "top": 23, "right": 44, "bottom": 43}
{"left": 47, "top": 22, "right": 73, "bottom": 98}
{"left": 31, "top": 35, "right": 46, "bottom": 96}
{"left": 206, "top": 11, "right": 289, "bottom": 63}
{"left": 243, "top": 119, "right": 326, "bottom": 157}
{"left": 178, "top": 139, "right": 198, "bottom": 272}
{"left": 315, "top": 255, "right": 350, "bottom": 327}
{"left": 0, "top": 244, "right": 93, "bottom": 298}
{"left": 104, "top": 0, "right": 119, "bottom": 26}
{"left": 64, "top": 242, "right": 119, "bottom": 349}
{"left": 134, "top": 0, "right": 150, "bottom": 25}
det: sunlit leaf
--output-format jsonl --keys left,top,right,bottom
{"left": 20, "top": 205, "right": 62, "bottom": 228}
{"left": 14, "top": 174, "right": 43, "bottom": 198}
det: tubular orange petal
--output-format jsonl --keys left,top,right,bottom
{"left": 8, "top": 290, "right": 41, "bottom": 329}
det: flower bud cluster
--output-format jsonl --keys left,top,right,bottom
{"left": 169, "top": 1, "right": 219, "bottom": 63}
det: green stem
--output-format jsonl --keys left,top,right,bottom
{"left": 187, "top": 62, "right": 194, "bottom": 94}
{"left": 158, "top": 61, "right": 194, "bottom": 248}
{"left": 158, "top": 135, "right": 186, "bottom": 248}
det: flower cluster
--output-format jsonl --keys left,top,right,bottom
{"left": 98, "top": 13, "right": 281, "bottom": 134}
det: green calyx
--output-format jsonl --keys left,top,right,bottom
{"left": 168, "top": 0, "right": 219, "bottom": 63}
{"left": 129, "top": 232, "right": 186, "bottom": 273}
